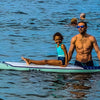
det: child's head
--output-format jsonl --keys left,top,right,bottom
{"left": 53, "top": 32, "right": 63, "bottom": 44}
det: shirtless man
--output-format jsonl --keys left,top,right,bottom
{"left": 68, "top": 21, "right": 100, "bottom": 67}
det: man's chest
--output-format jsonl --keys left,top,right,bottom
{"left": 75, "top": 38, "right": 92, "bottom": 49}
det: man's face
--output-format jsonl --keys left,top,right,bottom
{"left": 77, "top": 22, "right": 87, "bottom": 35}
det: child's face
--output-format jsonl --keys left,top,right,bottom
{"left": 54, "top": 36, "right": 62, "bottom": 45}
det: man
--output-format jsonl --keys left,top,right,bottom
{"left": 68, "top": 21, "right": 100, "bottom": 67}
{"left": 80, "top": 13, "right": 86, "bottom": 20}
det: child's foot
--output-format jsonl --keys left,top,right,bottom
{"left": 21, "top": 57, "right": 31, "bottom": 65}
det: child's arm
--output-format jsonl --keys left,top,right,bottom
{"left": 61, "top": 44, "right": 68, "bottom": 67}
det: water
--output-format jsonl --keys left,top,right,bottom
{"left": 0, "top": 0, "right": 100, "bottom": 99}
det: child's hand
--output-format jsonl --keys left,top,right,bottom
{"left": 60, "top": 62, "right": 69, "bottom": 67}
{"left": 60, "top": 64, "right": 68, "bottom": 67}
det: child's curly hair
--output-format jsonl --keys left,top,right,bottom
{"left": 53, "top": 32, "right": 64, "bottom": 40}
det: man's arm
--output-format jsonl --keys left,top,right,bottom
{"left": 68, "top": 37, "right": 76, "bottom": 62}
{"left": 92, "top": 36, "right": 100, "bottom": 60}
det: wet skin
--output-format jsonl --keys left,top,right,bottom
{"left": 68, "top": 22, "right": 100, "bottom": 63}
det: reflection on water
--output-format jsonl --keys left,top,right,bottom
{"left": 69, "top": 74, "right": 91, "bottom": 99}
{"left": 50, "top": 74, "right": 93, "bottom": 99}
{"left": 0, "top": 70, "right": 100, "bottom": 99}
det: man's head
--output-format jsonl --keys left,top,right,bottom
{"left": 71, "top": 18, "right": 77, "bottom": 26}
{"left": 80, "top": 13, "right": 86, "bottom": 20}
{"left": 77, "top": 21, "right": 87, "bottom": 35}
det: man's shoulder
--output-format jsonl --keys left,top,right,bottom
{"left": 71, "top": 34, "right": 78, "bottom": 43}
{"left": 71, "top": 34, "right": 78, "bottom": 40}
{"left": 88, "top": 34, "right": 96, "bottom": 41}
{"left": 85, "top": 34, "right": 97, "bottom": 44}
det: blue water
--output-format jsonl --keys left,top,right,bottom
{"left": 0, "top": 0, "right": 100, "bottom": 99}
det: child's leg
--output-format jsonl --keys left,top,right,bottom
{"left": 21, "top": 57, "right": 30, "bottom": 65}
{"left": 21, "top": 57, "right": 47, "bottom": 65}
{"left": 21, "top": 57, "right": 62, "bottom": 66}
{"left": 46, "top": 59, "right": 62, "bottom": 66}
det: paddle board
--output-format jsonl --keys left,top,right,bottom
{"left": 0, "top": 61, "right": 100, "bottom": 73}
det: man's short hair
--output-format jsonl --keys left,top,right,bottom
{"left": 78, "top": 21, "right": 87, "bottom": 27}
{"left": 80, "top": 13, "right": 85, "bottom": 18}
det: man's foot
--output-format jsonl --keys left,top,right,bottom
{"left": 21, "top": 57, "right": 31, "bottom": 65}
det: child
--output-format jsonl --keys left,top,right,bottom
{"left": 21, "top": 32, "right": 68, "bottom": 67}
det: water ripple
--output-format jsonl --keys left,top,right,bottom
{"left": 0, "top": 0, "right": 100, "bottom": 100}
